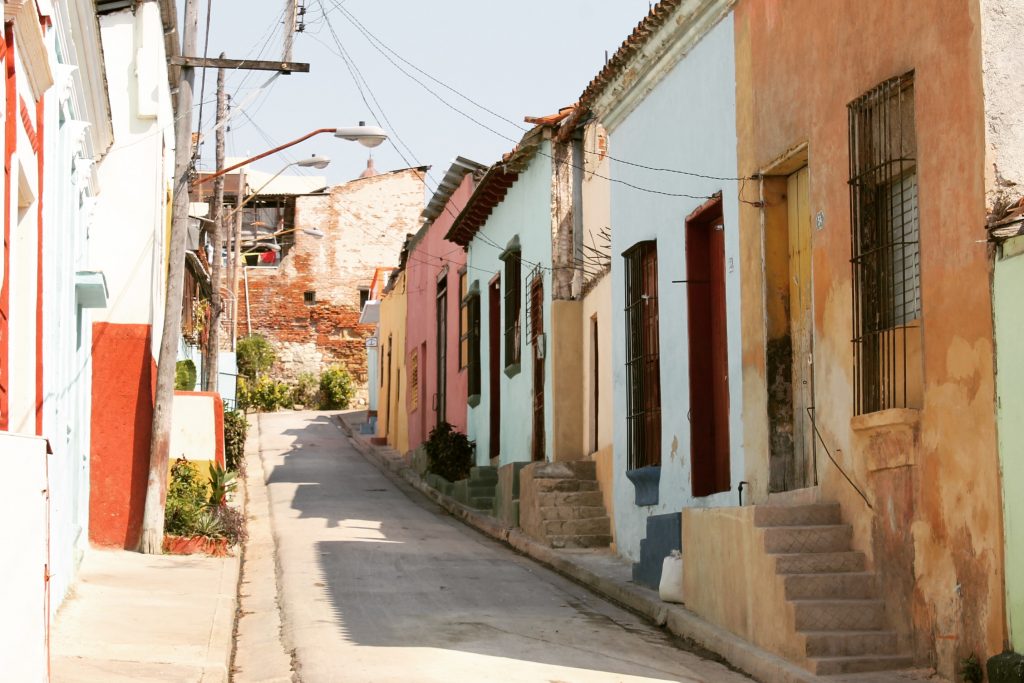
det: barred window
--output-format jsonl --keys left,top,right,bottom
{"left": 624, "top": 240, "right": 661, "bottom": 470}
{"left": 502, "top": 247, "right": 522, "bottom": 370}
{"left": 466, "top": 290, "right": 481, "bottom": 397}
{"left": 849, "top": 71, "right": 922, "bottom": 414}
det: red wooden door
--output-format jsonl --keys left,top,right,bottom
{"left": 686, "top": 199, "right": 730, "bottom": 497}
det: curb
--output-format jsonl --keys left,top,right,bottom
{"left": 336, "top": 413, "right": 845, "bottom": 683}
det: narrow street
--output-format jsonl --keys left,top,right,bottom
{"left": 242, "top": 410, "right": 752, "bottom": 683}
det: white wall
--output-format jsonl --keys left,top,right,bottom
{"left": 607, "top": 15, "right": 744, "bottom": 560}
{"left": 466, "top": 143, "right": 554, "bottom": 466}
{"left": 91, "top": 4, "right": 173, "bottom": 341}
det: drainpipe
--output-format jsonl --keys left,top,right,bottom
{"left": 243, "top": 265, "right": 252, "bottom": 336}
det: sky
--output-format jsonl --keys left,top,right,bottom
{"left": 191, "top": 0, "right": 654, "bottom": 192}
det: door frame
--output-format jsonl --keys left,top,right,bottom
{"left": 488, "top": 274, "right": 501, "bottom": 462}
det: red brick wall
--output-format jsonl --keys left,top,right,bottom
{"left": 239, "top": 168, "right": 425, "bottom": 395}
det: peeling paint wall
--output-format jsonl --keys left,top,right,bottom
{"left": 734, "top": 0, "right": 1003, "bottom": 674}
{"left": 240, "top": 168, "right": 425, "bottom": 400}
{"left": 981, "top": 0, "right": 1024, "bottom": 207}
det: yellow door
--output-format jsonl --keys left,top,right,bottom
{"left": 787, "top": 167, "right": 815, "bottom": 489}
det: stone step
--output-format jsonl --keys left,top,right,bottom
{"left": 764, "top": 525, "right": 853, "bottom": 554}
{"left": 467, "top": 483, "right": 496, "bottom": 496}
{"left": 807, "top": 654, "right": 914, "bottom": 676}
{"left": 784, "top": 572, "right": 878, "bottom": 600}
{"left": 775, "top": 551, "right": 866, "bottom": 575}
{"left": 543, "top": 516, "right": 611, "bottom": 537}
{"left": 469, "top": 497, "right": 494, "bottom": 510}
{"left": 538, "top": 505, "right": 608, "bottom": 521}
{"left": 754, "top": 503, "right": 842, "bottom": 528}
{"left": 801, "top": 630, "right": 899, "bottom": 658}
{"left": 793, "top": 599, "right": 886, "bottom": 632}
{"left": 469, "top": 466, "right": 498, "bottom": 483}
{"left": 536, "top": 490, "right": 604, "bottom": 508}
{"left": 549, "top": 533, "right": 612, "bottom": 549}
{"left": 534, "top": 478, "right": 599, "bottom": 493}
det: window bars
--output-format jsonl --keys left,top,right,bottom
{"left": 848, "top": 71, "right": 921, "bottom": 414}
{"left": 624, "top": 241, "right": 661, "bottom": 470}
{"left": 466, "top": 292, "right": 481, "bottom": 397}
{"left": 526, "top": 265, "right": 543, "bottom": 341}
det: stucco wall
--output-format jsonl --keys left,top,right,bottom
{"left": 376, "top": 270, "right": 409, "bottom": 455}
{"left": 241, "top": 169, "right": 424, "bottom": 395}
{"left": 981, "top": 0, "right": 1024, "bottom": 205}
{"left": 733, "top": 0, "right": 1002, "bottom": 673}
{"left": 995, "top": 236, "right": 1024, "bottom": 650}
{"left": 581, "top": 272, "right": 612, "bottom": 455}
{"left": 168, "top": 391, "right": 224, "bottom": 467}
{"left": 607, "top": 16, "right": 744, "bottom": 561}
{"left": 405, "top": 172, "right": 475, "bottom": 448}
{"left": 466, "top": 142, "right": 554, "bottom": 466}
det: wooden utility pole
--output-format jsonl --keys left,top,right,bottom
{"left": 230, "top": 166, "right": 245, "bottom": 350}
{"left": 203, "top": 59, "right": 227, "bottom": 392}
{"left": 283, "top": 0, "right": 298, "bottom": 62}
{"left": 139, "top": 0, "right": 199, "bottom": 554}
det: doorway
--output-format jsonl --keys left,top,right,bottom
{"left": 488, "top": 277, "right": 501, "bottom": 461}
{"left": 686, "top": 196, "right": 730, "bottom": 497}
{"left": 436, "top": 275, "right": 447, "bottom": 427}
{"left": 529, "top": 275, "right": 545, "bottom": 461}
{"left": 765, "top": 165, "right": 815, "bottom": 492}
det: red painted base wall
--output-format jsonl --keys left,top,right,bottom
{"left": 89, "top": 323, "right": 154, "bottom": 549}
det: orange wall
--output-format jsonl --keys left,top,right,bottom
{"left": 89, "top": 323, "right": 154, "bottom": 549}
{"left": 734, "top": 0, "right": 1002, "bottom": 675}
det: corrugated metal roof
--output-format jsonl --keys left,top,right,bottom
{"left": 420, "top": 156, "right": 487, "bottom": 225}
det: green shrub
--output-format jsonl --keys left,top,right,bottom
{"left": 175, "top": 359, "right": 197, "bottom": 390}
{"left": 249, "top": 375, "right": 292, "bottom": 412}
{"left": 424, "top": 421, "right": 474, "bottom": 483}
{"left": 319, "top": 365, "right": 355, "bottom": 409}
{"left": 223, "top": 408, "right": 248, "bottom": 472}
{"left": 236, "top": 377, "right": 251, "bottom": 411}
{"left": 165, "top": 458, "right": 210, "bottom": 537}
{"left": 236, "top": 335, "right": 275, "bottom": 381}
{"left": 291, "top": 371, "right": 321, "bottom": 407}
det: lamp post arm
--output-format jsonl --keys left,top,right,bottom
{"left": 193, "top": 127, "right": 336, "bottom": 187}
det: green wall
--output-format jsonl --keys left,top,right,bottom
{"left": 996, "top": 235, "right": 1024, "bottom": 649}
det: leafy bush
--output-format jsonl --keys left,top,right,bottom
{"left": 236, "top": 335, "right": 275, "bottom": 381}
{"left": 165, "top": 458, "right": 210, "bottom": 538}
{"left": 319, "top": 365, "right": 355, "bottom": 410}
{"left": 248, "top": 375, "right": 293, "bottom": 412}
{"left": 175, "top": 359, "right": 197, "bottom": 390}
{"left": 164, "top": 457, "right": 246, "bottom": 546}
{"left": 291, "top": 371, "right": 321, "bottom": 408}
{"left": 424, "top": 421, "right": 474, "bottom": 483}
{"left": 223, "top": 408, "right": 248, "bottom": 472}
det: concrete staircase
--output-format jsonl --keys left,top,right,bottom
{"left": 520, "top": 461, "right": 612, "bottom": 549}
{"left": 755, "top": 503, "right": 912, "bottom": 675}
{"left": 450, "top": 466, "right": 498, "bottom": 510}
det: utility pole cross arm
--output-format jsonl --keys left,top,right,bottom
{"left": 170, "top": 56, "right": 310, "bottom": 73}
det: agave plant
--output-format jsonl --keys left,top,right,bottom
{"left": 208, "top": 462, "right": 237, "bottom": 507}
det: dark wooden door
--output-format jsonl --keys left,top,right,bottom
{"left": 488, "top": 278, "right": 501, "bottom": 461}
{"left": 530, "top": 277, "right": 545, "bottom": 461}
{"left": 686, "top": 199, "right": 730, "bottom": 497}
{"left": 436, "top": 278, "right": 447, "bottom": 426}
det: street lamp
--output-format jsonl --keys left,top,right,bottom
{"left": 193, "top": 123, "right": 389, "bottom": 188}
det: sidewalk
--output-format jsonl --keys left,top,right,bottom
{"left": 51, "top": 544, "right": 239, "bottom": 682}
{"left": 338, "top": 411, "right": 938, "bottom": 683}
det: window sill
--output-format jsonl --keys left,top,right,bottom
{"left": 468, "top": 393, "right": 480, "bottom": 408}
{"left": 504, "top": 363, "right": 521, "bottom": 379}
{"left": 626, "top": 466, "right": 661, "bottom": 506}
{"left": 850, "top": 408, "right": 920, "bottom": 471}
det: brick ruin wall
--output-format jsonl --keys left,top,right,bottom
{"left": 239, "top": 168, "right": 425, "bottom": 405}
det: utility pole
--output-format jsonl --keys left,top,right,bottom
{"left": 139, "top": 0, "right": 199, "bottom": 554}
{"left": 283, "top": 0, "right": 298, "bottom": 62}
{"left": 140, "top": 5, "right": 311, "bottom": 555}
{"left": 203, "top": 58, "right": 227, "bottom": 392}
{"left": 230, "top": 165, "right": 245, "bottom": 350}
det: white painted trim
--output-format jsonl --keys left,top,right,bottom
{"left": 591, "top": 0, "right": 734, "bottom": 133}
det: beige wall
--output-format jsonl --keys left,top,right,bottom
{"left": 550, "top": 300, "right": 583, "bottom": 461}
{"left": 734, "top": 0, "right": 1003, "bottom": 673}
{"left": 580, "top": 272, "right": 612, "bottom": 455}
{"left": 376, "top": 270, "right": 408, "bottom": 456}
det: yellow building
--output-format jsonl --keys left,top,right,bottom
{"left": 375, "top": 268, "right": 409, "bottom": 456}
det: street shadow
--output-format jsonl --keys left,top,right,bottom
{"left": 261, "top": 413, "right": 718, "bottom": 683}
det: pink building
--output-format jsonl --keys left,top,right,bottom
{"left": 405, "top": 158, "right": 485, "bottom": 450}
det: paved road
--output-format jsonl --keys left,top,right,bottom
{"left": 254, "top": 410, "right": 751, "bottom": 683}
